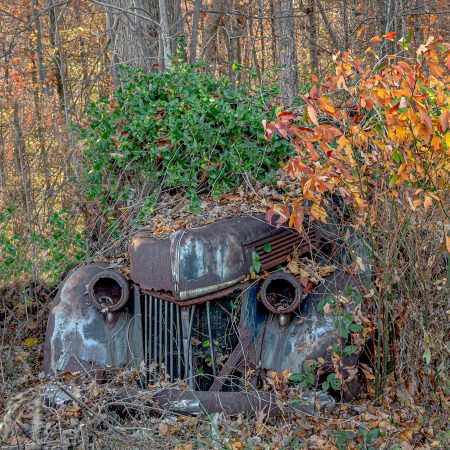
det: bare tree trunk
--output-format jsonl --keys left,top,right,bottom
{"left": 31, "top": 0, "right": 47, "bottom": 91}
{"left": 272, "top": 0, "right": 298, "bottom": 104}
{"left": 48, "top": 0, "right": 65, "bottom": 107}
{"left": 350, "top": 0, "right": 357, "bottom": 50}
{"left": 159, "top": 0, "right": 172, "bottom": 69}
{"left": 414, "top": 0, "right": 426, "bottom": 44}
{"left": 202, "top": 0, "right": 245, "bottom": 80}
{"left": 189, "top": 0, "right": 202, "bottom": 63}
{"left": 106, "top": 9, "right": 120, "bottom": 89}
{"left": 258, "top": 0, "right": 266, "bottom": 73}
{"left": 224, "top": 7, "right": 245, "bottom": 86}
{"left": 303, "top": 0, "right": 319, "bottom": 74}
{"left": 202, "top": 0, "right": 226, "bottom": 71}
{"left": 377, "top": 0, "right": 399, "bottom": 55}
{"left": 0, "top": 107, "right": 5, "bottom": 207}
{"left": 269, "top": 0, "right": 277, "bottom": 69}
{"left": 248, "top": 14, "right": 262, "bottom": 86}
{"left": 106, "top": 0, "right": 160, "bottom": 70}
{"left": 13, "top": 103, "right": 32, "bottom": 222}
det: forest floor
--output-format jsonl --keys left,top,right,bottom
{"left": 1, "top": 284, "right": 448, "bottom": 449}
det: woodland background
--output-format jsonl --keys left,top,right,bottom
{"left": 0, "top": 0, "right": 448, "bottom": 284}
{"left": 0, "top": 0, "right": 449, "bottom": 449}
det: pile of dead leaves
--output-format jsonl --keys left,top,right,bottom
{"left": 1, "top": 369, "right": 448, "bottom": 449}
{"left": 145, "top": 184, "right": 282, "bottom": 238}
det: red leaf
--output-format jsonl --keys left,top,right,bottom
{"left": 418, "top": 106, "right": 433, "bottom": 133}
{"left": 289, "top": 203, "right": 304, "bottom": 232}
{"left": 288, "top": 126, "right": 313, "bottom": 138}
{"left": 277, "top": 112, "right": 296, "bottom": 120}
{"left": 383, "top": 31, "right": 398, "bottom": 42}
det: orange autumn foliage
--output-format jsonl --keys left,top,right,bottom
{"left": 264, "top": 36, "right": 449, "bottom": 242}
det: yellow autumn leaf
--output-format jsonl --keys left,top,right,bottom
{"left": 423, "top": 195, "right": 433, "bottom": 212}
{"left": 317, "top": 96, "right": 335, "bottom": 114}
{"left": 21, "top": 337, "right": 38, "bottom": 347}
{"left": 398, "top": 429, "right": 413, "bottom": 443}
{"left": 310, "top": 203, "right": 328, "bottom": 222}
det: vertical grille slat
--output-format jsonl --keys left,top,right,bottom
{"left": 153, "top": 298, "right": 157, "bottom": 373}
{"left": 164, "top": 301, "right": 168, "bottom": 377}
{"left": 169, "top": 302, "right": 174, "bottom": 382}
{"left": 176, "top": 304, "right": 181, "bottom": 378}
{"left": 158, "top": 299, "right": 163, "bottom": 366}
{"left": 148, "top": 296, "right": 153, "bottom": 378}
{"left": 144, "top": 294, "right": 148, "bottom": 385}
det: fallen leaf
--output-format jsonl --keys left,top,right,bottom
{"left": 398, "top": 429, "right": 413, "bottom": 443}
{"left": 21, "top": 337, "right": 38, "bottom": 347}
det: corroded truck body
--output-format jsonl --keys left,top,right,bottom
{"left": 45, "top": 215, "right": 362, "bottom": 407}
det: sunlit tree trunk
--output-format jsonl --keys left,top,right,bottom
{"left": 272, "top": 0, "right": 298, "bottom": 104}
{"left": 159, "top": 0, "right": 172, "bottom": 69}
{"left": 202, "top": 0, "right": 226, "bottom": 72}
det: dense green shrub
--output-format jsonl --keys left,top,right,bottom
{"left": 79, "top": 63, "right": 290, "bottom": 216}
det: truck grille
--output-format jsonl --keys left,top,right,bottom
{"left": 140, "top": 292, "right": 224, "bottom": 389}
{"left": 142, "top": 294, "right": 184, "bottom": 384}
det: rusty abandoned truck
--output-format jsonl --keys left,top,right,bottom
{"left": 44, "top": 214, "right": 364, "bottom": 414}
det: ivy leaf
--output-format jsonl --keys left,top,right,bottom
{"left": 251, "top": 251, "right": 261, "bottom": 273}
{"left": 289, "top": 373, "right": 303, "bottom": 383}
{"left": 343, "top": 345, "right": 359, "bottom": 356}
{"left": 332, "top": 431, "right": 356, "bottom": 450}
{"left": 349, "top": 323, "right": 364, "bottom": 332}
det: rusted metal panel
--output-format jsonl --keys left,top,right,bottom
{"left": 140, "top": 281, "right": 251, "bottom": 304}
{"left": 112, "top": 388, "right": 283, "bottom": 416}
{"left": 44, "top": 263, "right": 143, "bottom": 375}
{"left": 129, "top": 215, "right": 317, "bottom": 302}
{"left": 242, "top": 270, "right": 362, "bottom": 377}
{"left": 111, "top": 387, "right": 335, "bottom": 416}
{"left": 251, "top": 225, "right": 318, "bottom": 270}
{"left": 260, "top": 272, "right": 302, "bottom": 314}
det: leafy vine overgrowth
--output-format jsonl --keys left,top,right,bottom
{"left": 79, "top": 62, "right": 290, "bottom": 218}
